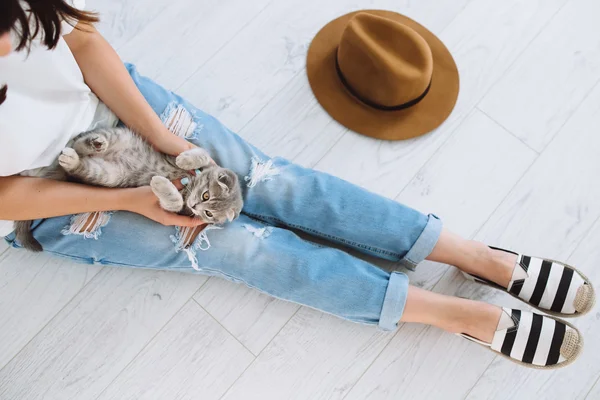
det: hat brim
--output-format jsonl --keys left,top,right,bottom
{"left": 307, "top": 10, "right": 459, "bottom": 141}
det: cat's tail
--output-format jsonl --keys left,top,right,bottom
{"left": 14, "top": 221, "right": 43, "bottom": 252}
{"left": 13, "top": 164, "right": 66, "bottom": 253}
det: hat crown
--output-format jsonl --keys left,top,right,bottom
{"left": 337, "top": 13, "right": 434, "bottom": 108}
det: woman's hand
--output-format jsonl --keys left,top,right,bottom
{"left": 151, "top": 128, "right": 217, "bottom": 165}
{"left": 64, "top": 24, "right": 215, "bottom": 163}
{"left": 123, "top": 180, "right": 206, "bottom": 227}
{"left": 151, "top": 128, "right": 196, "bottom": 156}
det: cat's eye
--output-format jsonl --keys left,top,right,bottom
{"left": 202, "top": 191, "right": 210, "bottom": 201}
{"left": 205, "top": 210, "right": 213, "bottom": 218}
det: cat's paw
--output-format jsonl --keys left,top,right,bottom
{"left": 73, "top": 133, "right": 108, "bottom": 155}
{"left": 151, "top": 176, "right": 184, "bottom": 213}
{"left": 176, "top": 148, "right": 212, "bottom": 170}
{"left": 88, "top": 135, "right": 108, "bottom": 153}
{"left": 58, "top": 148, "right": 80, "bottom": 171}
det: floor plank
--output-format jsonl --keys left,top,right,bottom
{"left": 315, "top": 0, "right": 566, "bottom": 199}
{"left": 587, "top": 383, "right": 600, "bottom": 399}
{"left": 175, "top": 0, "right": 471, "bottom": 134}
{"left": 86, "top": 0, "right": 174, "bottom": 50}
{"left": 467, "top": 217, "right": 600, "bottom": 400}
{"left": 174, "top": 0, "right": 473, "bottom": 359}
{"left": 3, "top": 0, "right": 600, "bottom": 397}
{"left": 192, "top": 110, "right": 534, "bottom": 361}
{"left": 114, "top": 0, "right": 272, "bottom": 91}
{"left": 0, "top": 267, "right": 206, "bottom": 400}
{"left": 348, "top": 64, "right": 600, "bottom": 400}
{"left": 193, "top": 77, "right": 347, "bottom": 358}
{"left": 585, "top": 362, "right": 600, "bottom": 399}
{"left": 396, "top": 109, "right": 537, "bottom": 238}
{"left": 461, "top": 80, "right": 600, "bottom": 400}
{"left": 235, "top": 0, "right": 474, "bottom": 164}
{"left": 474, "top": 81, "right": 600, "bottom": 263}
{"left": 0, "top": 250, "right": 101, "bottom": 369}
{"left": 194, "top": 278, "right": 299, "bottom": 355}
{"left": 219, "top": 108, "right": 537, "bottom": 399}
{"left": 342, "top": 110, "right": 536, "bottom": 400}
{"left": 239, "top": 74, "right": 348, "bottom": 166}
{"left": 0, "top": 240, "right": 9, "bottom": 255}
{"left": 97, "top": 300, "right": 254, "bottom": 400}
{"left": 479, "top": 0, "right": 600, "bottom": 152}
{"left": 222, "top": 307, "right": 394, "bottom": 400}
{"left": 345, "top": 271, "right": 499, "bottom": 400}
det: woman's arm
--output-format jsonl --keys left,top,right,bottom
{"left": 0, "top": 176, "right": 205, "bottom": 227}
{"left": 63, "top": 23, "right": 193, "bottom": 157}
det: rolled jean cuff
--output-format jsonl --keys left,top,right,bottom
{"left": 399, "top": 214, "right": 443, "bottom": 271}
{"left": 378, "top": 271, "right": 410, "bottom": 331}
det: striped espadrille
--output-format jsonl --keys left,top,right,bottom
{"left": 463, "top": 247, "right": 595, "bottom": 317}
{"left": 460, "top": 308, "right": 582, "bottom": 369}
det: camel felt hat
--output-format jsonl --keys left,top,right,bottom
{"left": 307, "top": 10, "right": 459, "bottom": 140}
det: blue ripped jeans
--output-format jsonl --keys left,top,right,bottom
{"left": 5, "top": 64, "right": 442, "bottom": 331}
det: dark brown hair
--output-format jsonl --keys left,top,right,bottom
{"left": 0, "top": 0, "right": 98, "bottom": 105}
{"left": 0, "top": 85, "right": 7, "bottom": 105}
{"left": 0, "top": 0, "right": 99, "bottom": 51}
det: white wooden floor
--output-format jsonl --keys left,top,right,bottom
{"left": 1, "top": 0, "right": 600, "bottom": 398}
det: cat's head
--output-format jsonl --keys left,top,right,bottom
{"left": 184, "top": 167, "right": 243, "bottom": 224}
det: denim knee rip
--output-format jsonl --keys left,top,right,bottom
{"left": 160, "top": 102, "right": 203, "bottom": 139}
{"left": 245, "top": 157, "right": 279, "bottom": 188}
{"left": 171, "top": 225, "right": 223, "bottom": 270}
{"left": 243, "top": 223, "right": 272, "bottom": 239}
{"left": 61, "top": 211, "right": 112, "bottom": 239}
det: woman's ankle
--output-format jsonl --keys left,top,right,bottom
{"left": 444, "top": 299, "right": 502, "bottom": 343}
{"left": 401, "top": 287, "right": 502, "bottom": 344}
{"left": 426, "top": 230, "right": 516, "bottom": 288}
{"left": 459, "top": 242, "right": 516, "bottom": 288}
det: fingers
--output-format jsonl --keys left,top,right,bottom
{"left": 171, "top": 169, "right": 202, "bottom": 190}
{"left": 171, "top": 178, "right": 186, "bottom": 190}
{"left": 185, "top": 220, "right": 207, "bottom": 228}
{"left": 169, "top": 216, "right": 206, "bottom": 227}
{"left": 168, "top": 214, "right": 206, "bottom": 227}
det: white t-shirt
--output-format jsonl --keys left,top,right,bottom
{"left": 0, "top": 0, "right": 117, "bottom": 236}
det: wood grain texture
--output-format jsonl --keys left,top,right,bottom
{"left": 467, "top": 217, "right": 600, "bottom": 400}
{"left": 316, "top": 0, "right": 566, "bottom": 199}
{"left": 222, "top": 307, "right": 394, "bottom": 400}
{"left": 587, "top": 380, "right": 600, "bottom": 399}
{"left": 341, "top": 110, "right": 537, "bottom": 400}
{"left": 461, "top": 80, "right": 600, "bottom": 400}
{"left": 346, "top": 271, "right": 501, "bottom": 400}
{"left": 475, "top": 81, "right": 600, "bottom": 264}
{"left": 0, "top": 250, "right": 102, "bottom": 369}
{"left": 234, "top": 0, "right": 474, "bottom": 166}
{"left": 97, "top": 300, "right": 254, "bottom": 400}
{"left": 0, "top": 267, "right": 207, "bottom": 400}
{"left": 239, "top": 73, "right": 348, "bottom": 166}
{"left": 166, "top": 0, "right": 473, "bottom": 362}
{"left": 479, "top": 0, "right": 600, "bottom": 152}
{"left": 396, "top": 110, "right": 537, "bottom": 238}
{"left": 0, "top": 240, "right": 9, "bottom": 255}
{"left": 3, "top": 0, "right": 600, "bottom": 398}
{"left": 175, "top": 0, "right": 470, "bottom": 133}
{"left": 86, "top": 0, "right": 174, "bottom": 50}
{"left": 114, "top": 0, "right": 272, "bottom": 91}
{"left": 194, "top": 278, "right": 299, "bottom": 355}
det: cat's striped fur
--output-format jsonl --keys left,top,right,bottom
{"left": 15, "top": 127, "right": 243, "bottom": 251}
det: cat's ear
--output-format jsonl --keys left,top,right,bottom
{"left": 226, "top": 208, "right": 236, "bottom": 222}
{"left": 217, "top": 169, "right": 237, "bottom": 193}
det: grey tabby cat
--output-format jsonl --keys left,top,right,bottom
{"left": 15, "top": 127, "right": 243, "bottom": 252}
